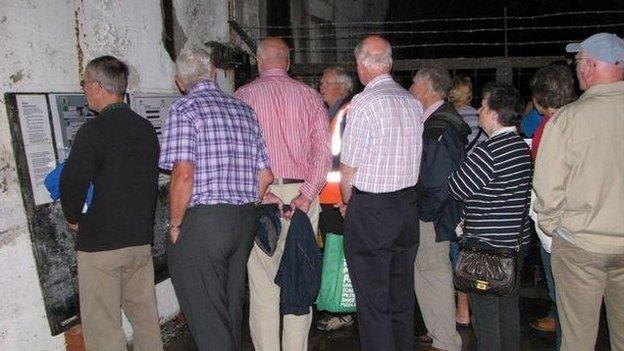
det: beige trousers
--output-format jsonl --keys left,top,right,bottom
{"left": 248, "top": 183, "right": 321, "bottom": 351}
{"left": 414, "top": 221, "right": 462, "bottom": 351}
{"left": 551, "top": 235, "right": 624, "bottom": 351}
{"left": 77, "top": 245, "right": 163, "bottom": 351}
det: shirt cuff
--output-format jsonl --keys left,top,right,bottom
{"left": 298, "top": 183, "right": 318, "bottom": 202}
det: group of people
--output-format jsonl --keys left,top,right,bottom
{"left": 58, "top": 31, "right": 623, "bottom": 351}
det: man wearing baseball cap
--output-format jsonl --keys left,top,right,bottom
{"left": 533, "top": 32, "right": 624, "bottom": 351}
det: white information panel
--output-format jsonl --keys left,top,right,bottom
{"left": 16, "top": 94, "right": 56, "bottom": 205}
{"left": 129, "top": 93, "right": 180, "bottom": 141}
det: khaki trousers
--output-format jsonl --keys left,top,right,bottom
{"left": 77, "top": 245, "right": 163, "bottom": 351}
{"left": 414, "top": 221, "right": 462, "bottom": 351}
{"left": 248, "top": 183, "right": 320, "bottom": 351}
{"left": 551, "top": 235, "right": 624, "bottom": 351}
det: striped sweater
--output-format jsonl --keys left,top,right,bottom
{"left": 448, "top": 129, "right": 533, "bottom": 251}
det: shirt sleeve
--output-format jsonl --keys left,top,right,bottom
{"left": 299, "top": 92, "right": 331, "bottom": 200}
{"left": 340, "top": 103, "right": 370, "bottom": 169}
{"left": 533, "top": 119, "right": 569, "bottom": 235}
{"left": 448, "top": 144, "right": 495, "bottom": 201}
{"left": 158, "top": 103, "right": 197, "bottom": 170}
{"left": 60, "top": 124, "right": 98, "bottom": 224}
{"left": 254, "top": 116, "right": 271, "bottom": 171}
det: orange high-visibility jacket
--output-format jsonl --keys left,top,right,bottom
{"left": 319, "top": 102, "right": 350, "bottom": 205}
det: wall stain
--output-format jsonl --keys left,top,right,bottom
{"left": 1, "top": 16, "right": 7, "bottom": 24}
{"left": 0, "top": 226, "right": 23, "bottom": 248}
{"left": 74, "top": 0, "right": 85, "bottom": 75}
{"left": 9, "top": 70, "right": 24, "bottom": 84}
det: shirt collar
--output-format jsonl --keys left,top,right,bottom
{"left": 581, "top": 81, "right": 624, "bottom": 99}
{"left": 189, "top": 80, "right": 220, "bottom": 94}
{"left": 423, "top": 100, "right": 444, "bottom": 121}
{"left": 490, "top": 126, "right": 517, "bottom": 138}
{"left": 259, "top": 68, "right": 289, "bottom": 78}
{"left": 365, "top": 74, "right": 393, "bottom": 90}
{"left": 100, "top": 102, "right": 128, "bottom": 114}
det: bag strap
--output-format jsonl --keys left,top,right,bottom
{"left": 466, "top": 129, "right": 483, "bottom": 151}
{"left": 513, "top": 177, "right": 532, "bottom": 253}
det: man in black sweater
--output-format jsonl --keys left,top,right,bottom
{"left": 60, "top": 56, "right": 162, "bottom": 351}
{"left": 410, "top": 68, "right": 470, "bottom": 351}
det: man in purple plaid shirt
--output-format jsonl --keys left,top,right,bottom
{"left": 159, "top": 47, "right": 276, "bottom": 351}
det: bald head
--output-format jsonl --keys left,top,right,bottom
{"left": 354, "top": 35, "right": 393, "bottom": 85}
{"left": 257, "top": 37, "right": 290, "bottom": 73}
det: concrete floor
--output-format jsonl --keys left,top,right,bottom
{"left": 163, "top": 253, "right": 612, "bottom": 351}
{"left": 164, "top": 295, "right": 612, "bottom": 351}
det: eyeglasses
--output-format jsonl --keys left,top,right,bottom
{"left": 574, "top": 57, "right": 590, "bottom": 65}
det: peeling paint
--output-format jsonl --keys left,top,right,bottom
{"left": 9, "top": 70, "right": 24, "bottom": 83}
{"left": 1, "top": 16, "right": 7, "bottom": 24}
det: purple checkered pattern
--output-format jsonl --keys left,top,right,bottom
{"left": 159, "top": 81, "right": 270, "bottom": 206}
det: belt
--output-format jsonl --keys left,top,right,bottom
{"left": 273, "top": 178, "right": 304, "bottom": 185}
{"left": 353, "top": 186, "right": 414, "bottom": 196}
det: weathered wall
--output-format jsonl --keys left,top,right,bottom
{"left": 0, "top": 1, "right": 80, "bottom": 349}
{"left": 0, "top": 0, "right": 233, "bottom": 349}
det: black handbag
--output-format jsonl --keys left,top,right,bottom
{"left": 453, "top": 201, "right": 528, "bottom": 297}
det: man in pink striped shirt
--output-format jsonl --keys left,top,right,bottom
{"left": 235, "top": 37, "right": 331, "bottom": 351}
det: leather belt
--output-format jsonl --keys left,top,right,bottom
{"left": 273, "top": 178, "right": 304, "bottom": 185}
{"left": 353, "top": 186, "right": 414, "bottom": 196}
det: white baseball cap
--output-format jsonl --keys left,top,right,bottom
{"left": 566, "top": 32, "right": 624, "bottom": 65}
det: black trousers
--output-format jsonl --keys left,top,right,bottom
{"left": 344, "top": 187, "right": 419, "bottom": 351}
{"left": 320, "top": 204, "right": 344, "bottom": 235}
{"left": 166, "top": 204, "right": 256, "bottom": 351}
{"left": 468, "top": 259, "right": 524, "bottom": 351}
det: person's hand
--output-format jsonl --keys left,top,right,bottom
{"left": 291, "top": 194, "right": 311, "bottom": 212}
{"left": 334, "top": 201, "right": 348, "bottom": 218}
{"left": 169, "top": 227, "right": 181, "bottom": 244}
{"left": 262, "top": 192, "right": 283, "bottom": 206}
{"left": 66, "top": 221, "right": 79, "bottom": 232}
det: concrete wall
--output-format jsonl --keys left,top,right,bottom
{"left": 0, "top": 0, "right": 231, "bottom": 349}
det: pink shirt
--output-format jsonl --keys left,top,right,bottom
{"left": 234, "top": 69, "right": 331, "bottom": 199}
{"left": 422, "top": 100, "right": 444, "bottom": 121}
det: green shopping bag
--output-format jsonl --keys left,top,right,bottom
{"left": 315, "top": 233, "right": 357, "bottom": 313}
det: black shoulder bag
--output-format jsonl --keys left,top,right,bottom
{"left": 453, "top": 193, "right": 529, "bottom": 297}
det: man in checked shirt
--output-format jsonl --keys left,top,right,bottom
{"left": 159, "top": 47, "right": 275, "bottom": 351}
{"left": 235, "top": 37, "right": 331, "bottom": 351}
{"left": 339, "top": 35, "right": 424, "bottom": 351}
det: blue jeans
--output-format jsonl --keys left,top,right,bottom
{"left": 540, "top": 246, "right": 561, "bottom": 350}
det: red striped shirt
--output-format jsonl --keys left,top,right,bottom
{"left": 234, "top": 69, "right": 331, "bottom": 200}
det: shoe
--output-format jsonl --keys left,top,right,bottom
{"left": 415, "top": 333, "right": 433, "bottom": 344}
{"left": 530, "top": 316, "right": 556, "bottom": 333}
{"left": 316, "top": 314, "right": 354, "bottom": 331}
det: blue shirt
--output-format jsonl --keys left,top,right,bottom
{"left": 521, "top": 108, "right": 543, "bottom": 138}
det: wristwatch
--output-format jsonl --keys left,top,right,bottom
{"left": 165, "top": 220, "right": 180, "bottom": 231}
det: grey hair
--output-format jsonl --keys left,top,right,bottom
{"left": 413, "top": 67, "right": 452, "bottom": 98}
{"left": 85, "top": 56, "right": 128, "bottom": 95}
{"left": 323, "top": 65, "right": 354, "bottom": 93}
{"left": 175, "top": 47, "right": 214, "bottom": 88}
{"left": 354, "top": 39, "right": 392, "bottom": 71}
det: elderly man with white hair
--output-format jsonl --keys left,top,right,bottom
{"left": 339, "top": 35, "right": 423, "bottom": 351}
{"left": 533, "top": 32, "right": 624, "bottom": 351}
{"left": 160, "top": 47, "right": 274, "bottom": 350}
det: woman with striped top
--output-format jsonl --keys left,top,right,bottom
{"left": 448, "top": 83, "right": 532, "bottom": 351}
